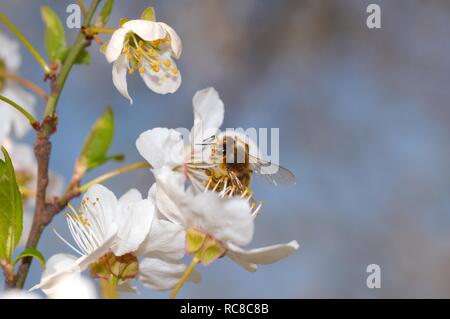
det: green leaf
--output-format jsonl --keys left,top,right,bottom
{"left": 41, "top": 6, "right": 67, "bottom": 62}
{"left": 13, "top": 247, "right": 46, "bottom": 270}
{"left": 74, "top": 49, "right": 91, "bottom": 65}
{"left": 0, "top": 147, "right": 23, "bottom": 262}
{"left": 87, "top": 154, "right": 125, "bottom": 169}
{"left": 141, "top": 7, "right": 156, "bottom": 21}
{"left": 79, "top": 107, "right": 115, "bottom": 171}
{"left": 95, "top": 0, "right": 115, "bottom": 27}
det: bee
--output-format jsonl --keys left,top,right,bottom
{"left": 189, "top": 134, "right": 296, "bottom": 196}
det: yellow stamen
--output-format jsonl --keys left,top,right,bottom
{"left": 151, "top": 64, "right": 160, "bottom": 72}
{"left": 151, "top": 39, "right": 161, "bottom": 47}
{"left": 147, "top": 48, "right": 159, "bottom": 57}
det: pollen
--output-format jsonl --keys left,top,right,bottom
{"left": 151, "top": 64, "right": 160, "bottom": 72}
{"left": 147, "top": 48, "right": 159, "bottom": 57}
{"left": 138, "top": 66, "right": 145, "bottom": 73}
{"left": 164, "top": 59, "right": 171, "bottom": 68}
{"left": 151, "top": 39, "right": 161, "bottom": 48}
{"left": 128, "top": 68, "right": 135, "bottom": 74}
{"left": 172, "top": 67, "right": 179, "bottom": 75}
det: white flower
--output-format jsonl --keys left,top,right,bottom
{"left": 31, "top": 184, "right": 153, "bottom": 292}
{"left": 136, "top": 87, "right": 261, "bottom": 201}
{"left": 38, "top": 254, "right": 98, "bottom": 299}
{"left": 136, "top": 87, "right": 223, "bottom": 173}
{"left": 153, "top": 167, "right": 299, "bottom": 271}
{"left": 31, "top": 184, "right": 198, "bottom": 293}
{"left": 0, "top": 32, "right": 36, "bottom": 142}
{"left": 105, "top": 19, "right": 182, "bottom": 102}
{"left": 0, "top": 32, "right": 21, "bottom": 72}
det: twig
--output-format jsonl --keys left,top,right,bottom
{"left": 79, "top": 162, "right": 150, "bottom": 192}
{"left": 0, "top": 70, "right": 48, "bottom": 101}
{"left": 13, "top": 0, "right": 102, "bottom": 289}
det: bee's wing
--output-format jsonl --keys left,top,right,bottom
{"left": 186, "top": 161, "right": 216, "bottom": 169}
{"left": 194, "top": 135, "right": 217, "bottom": 146}
{"left": 249, "top": 155, "right": 296, "bottom": 186}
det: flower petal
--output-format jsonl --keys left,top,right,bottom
{"left": 140, "top": 56, "right": 181, "bottom": 94}
{"left": 30, "top": 236, "right": 117, "bottom": 292}
{"left": 0, "top": 108, "right": 12, "bottom": 143}
{"left": 139, "top": 258, "right": 201, "bottom": 291}
{"left": 0, "top": 32, "right": 21, "bottom": 71}
{"left": 82, "top": 184, "right": 118, "bottom": 243}
{"left": 118, "top": 188, "right": 143, "bottom": 205}
{"left": 136, "top": 218, "right": 185, "bottom": 260}
{"left": 43, "top": 274, "right": 98, "bottom": 299}
{"left": 153, "top": 167, "right": 188, "bottom": 225}
{"left": 113, "top": 198, "right": 154, "bottom": 256}
{"left": 226, "top": 240, "right": 299, "bottom": 272}
{"left": 105, "top": 27, "right": 129, "bottom": 63}
{"left": 187, "top": 192, "right": 254, "bottom": 246}
{"left": 136, "top": 127, "right": 184, "bottom": 169}
{"left": 112, "top": 53, "right": 133, "bottom": 104}
{"left": 122, "top": 19, "right": 167, "bottom": 42}
{"left": 35, "top": 253, "right": 81, "bottom": 294}
{"left": 2, "top": 84, "right": 36, "bottom": 138}
{"left": 158, "top": 22, "right": 182, "bottom": 58}
{"left": 191, "top": 87, "right": 224, "bottom": 143}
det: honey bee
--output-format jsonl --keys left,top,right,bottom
{"left": 188, "top": 134, "right": 296, "bottom": 195}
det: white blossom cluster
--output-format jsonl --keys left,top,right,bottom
{"left": 0, "top": 10, "right": 298, "bottom": 299}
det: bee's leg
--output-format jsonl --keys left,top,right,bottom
{"left": 204, "top": 175, "right": 213, "bottom": 192}
{"left": 212, "top": 177, "right": 223, "bottom": 192}
{"left": 228, "top": 186, "right": 235, "bottom": 197}
{"left": 220, "top": 177, "right": 229, "bottom": 196}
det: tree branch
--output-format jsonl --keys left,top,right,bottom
{"left": 13, "top": 0, "right": 102, "bottom": 289}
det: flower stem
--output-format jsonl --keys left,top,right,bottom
{"left": 169, "top": 257, "right": 200, "bottom": 299}
{"left": 79, "top": 162, "right": 151, "bottom": 192}
{"left": 0, "top": 11, "right": 50, "bottom": 74}
{"left": 0, "top": 70, "right": 48, "bottom": 101}
{"left": 100, "top": 278, "right": 119, "bottom": 299}
{"left": 85, "top": 27, "right": 116, "bottom": 34}
{"left": 0, "top": 94, "right": 39, "bottom": 128}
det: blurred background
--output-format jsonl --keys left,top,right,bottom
{"left": 1, "top": 0, "right": 450, "bottom": 298}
